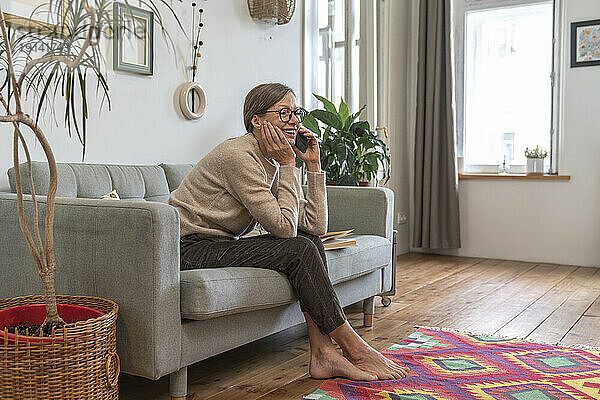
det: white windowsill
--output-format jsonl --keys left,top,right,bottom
{"left": 459, "top": 173, "right": 570, "bottom": 181}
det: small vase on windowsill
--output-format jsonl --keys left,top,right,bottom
{"left": 524, "top": 146, "right": 548, "bottom": 175}
{"left": 526, "top": 158, "right": 544, "bottom": 175}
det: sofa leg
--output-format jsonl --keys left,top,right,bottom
{"left": 363, "top": 296, "right": 375, "bottom": 327}
{"left": 170, "top": 366, "right": 188, "bottom": 400}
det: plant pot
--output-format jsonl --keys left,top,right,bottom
{"left": 0, "top": 295, "right": 119, "bottom": 399}
{"left": 358, "top": 181, "right": 373, "bottom": 187}
{"left": 0, "top": 303, "right": 103, "bottom": 345}
{"left": 526, "top": 157, "right": 545, "bottom": 175}
{"left": 326, "top": 181, "right": 338, "bottom": 186}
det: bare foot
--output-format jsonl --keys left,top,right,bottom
{"left": 309, "top": 345, "right": 377, "bottom": 381}
{"left": 343, "top": 347, "right": 410, "bottom": 380}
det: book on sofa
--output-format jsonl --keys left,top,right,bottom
{"left": 320, "top": 230, "right": 357, "bottom": 251}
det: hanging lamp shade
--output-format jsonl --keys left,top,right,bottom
{"left": 247, "top": 0, "right": 296, "bottom": 25}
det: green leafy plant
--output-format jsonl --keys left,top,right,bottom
{"left": 0, "top": 0, "right": 180, "bottom": 331}
{"left": 524, "top": 146, "right": 548, "bottom": 159}
{"left": 302, "top": 94, "right": 390, "bottom": 186}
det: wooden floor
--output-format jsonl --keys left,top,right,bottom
{"left": 119, "top": 253, "right": 600, "bottom": 399}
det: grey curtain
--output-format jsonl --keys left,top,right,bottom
{"left": 412, "top": 0, "right": 460, "bottom": 249}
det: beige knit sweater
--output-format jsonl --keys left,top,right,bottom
{"left": 168, "top": 133, "right": 328, "bottom": 239}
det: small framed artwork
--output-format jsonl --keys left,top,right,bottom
{"left": 571, "top": 19, "right": 600, "bottom": 68}
{"left": 113, "top": 2, "right": 154, "bottom": 75}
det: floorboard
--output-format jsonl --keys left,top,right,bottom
{"left": 561, "top": 316, "right": 600, "bottom": 347}
{"left": 443, "top": 263, "right": 575, "bottom": 333}
{"left": 495, "top": 266, "right": 597, "bottom": 338}
{"left": 527, "top": 267, "right": 600, "bottom": 343}
{"left": 585, "top": 293, "right": 600, "bottom": 317}
{"left": 119, "top": 254, "right": 599, "bottom": 400}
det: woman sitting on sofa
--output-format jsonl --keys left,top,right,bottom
{"left": 167, "top": 83, "right": 409, "bottom": 381}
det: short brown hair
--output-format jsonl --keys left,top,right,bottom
{"left": 243, "top": 83, "right": 295, "bottom": 133}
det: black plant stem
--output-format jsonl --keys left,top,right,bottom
{"left": 191, "top": 2, "right": 195, "bottom": 78}
{"left": 192, "top": 10, "right": 203, "bottom": 82}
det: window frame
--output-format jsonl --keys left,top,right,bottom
{"left": 453, "top": 0, "right": 562, "bottom": 174}
{"left": 302, "top": 0, "right": 363, "bottom": 113}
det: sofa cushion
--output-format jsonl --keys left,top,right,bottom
{"left": 68, "top": 164, "right": 113, "bottom": 199}
{"left": 326, "top": 235, "right": 391, "bottom": 285}
{"left": 159, "top": 163, "right": 194, "bottom": 192}
{"left": 180, "top": 234, "right": 391, "bottom": 320}
{"left": 8, "top": 161, "right": 78, "bottom": 197}
{"left": 104, "top": 165, "right": 145, "bottom": 200}
{"left": 138, "top": 166, "right": 171, "bottom": 202}
{"left": 105, "top": 165, "right": 170, "bottom": 202}
{"left": 180, "top": 267, "right": 296, "bottom": 320}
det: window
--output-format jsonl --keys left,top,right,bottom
{"left": 454, "top": 0, "right": 561, "bottom": 173}
{"left": 304, "top": 0, "right": 361, "bottom": 112}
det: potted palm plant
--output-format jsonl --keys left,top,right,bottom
{"left": 0, "top": 1, "right": 179, "bottom": 397}
{"left": 302, "top": 94, "right": 390, "bottom": 186}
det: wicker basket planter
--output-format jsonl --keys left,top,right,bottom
{"left": 0, "top": 295, "right": 119, "bottom": 399}
{"left": 247, "top": 0, "right": 296, "bottom": 25}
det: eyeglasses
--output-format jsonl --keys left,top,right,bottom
{"left": 261, "top": 107, "right": 307, "bottom": 123}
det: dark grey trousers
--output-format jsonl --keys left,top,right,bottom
{"left": 180, "top": 231, "right": 347, "bottom": 335}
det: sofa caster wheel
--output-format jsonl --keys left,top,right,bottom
{"left": 381, "top": 296, "right": 392, "bottom": 307}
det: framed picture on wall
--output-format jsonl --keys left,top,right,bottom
{"left": 2, "top": 0, "right": 67, "bottom": 34}
{"left": 113, "top": 2, "right": 154, "bottom": 75}
{"left": 571, "top": 19, "right": 600, "bottom": 68}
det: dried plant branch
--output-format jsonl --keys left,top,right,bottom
{"left": 8, "top": 111, "right": 62, "bottom": 327}
{"left": 0, "top": 92, "right": 45, "bottom": 259}
{"left": 1, "top": 0, "right": 182, "bottom": 331}
{"left": 17, "top": 128, "right": 46, "bottom": 259}
{"left": 13, "top": 128, "right": 45, "bottom": 271}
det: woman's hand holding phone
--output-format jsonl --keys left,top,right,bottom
{"left": 294, "top": 132, "right": 309, "bottom": 153}
{"left": 294, "top": 126, "right": 321, "bottom": 172}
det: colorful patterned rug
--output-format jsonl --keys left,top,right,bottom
{"left": 303, "top": 327, "right": 600, "bottom": 400}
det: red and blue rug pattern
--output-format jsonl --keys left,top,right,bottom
{"left": 303, "top": 327, "right": 600, "bottom": 400}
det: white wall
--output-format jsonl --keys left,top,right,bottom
{"left": 411, "top": 0, "right": 600, "bottom": 267}
{"left": 0, "top": 1, "right": 303, "bottom": 191}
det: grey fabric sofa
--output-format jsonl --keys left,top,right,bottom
{"left": 0, "top": 161, "right": 395, "bottom": 399}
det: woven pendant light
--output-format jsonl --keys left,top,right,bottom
{"left": 247, "top": 0, "right": 296, "bottom": 25}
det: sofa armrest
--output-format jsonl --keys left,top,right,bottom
{"left": 325, "top": 186, "right": 394, "bottom": 243}
{"left": 0, "top": 193, "right": 181, "bottom": 380}
{"left": 324, "top": 186, "right": 395, "bottom": 293}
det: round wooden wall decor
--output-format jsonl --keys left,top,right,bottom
{"left": 179, "top": 82, "right": 206, "bottom": 120}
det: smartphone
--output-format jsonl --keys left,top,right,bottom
{"left": 295, "top": 132, "right": 308, "bottom": 153}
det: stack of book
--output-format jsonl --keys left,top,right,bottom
{"left": 320, "top": 229, "right": 357, "bottom": 251}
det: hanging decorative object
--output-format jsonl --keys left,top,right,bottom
{"left": 247, "top": 0, "right": 296, "bottom": 25}
{"left": 179, "top": 2, "right": 207, "bottom": 120}
{"left": 179, "top": 82, "right": 207, "bottom": 120}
